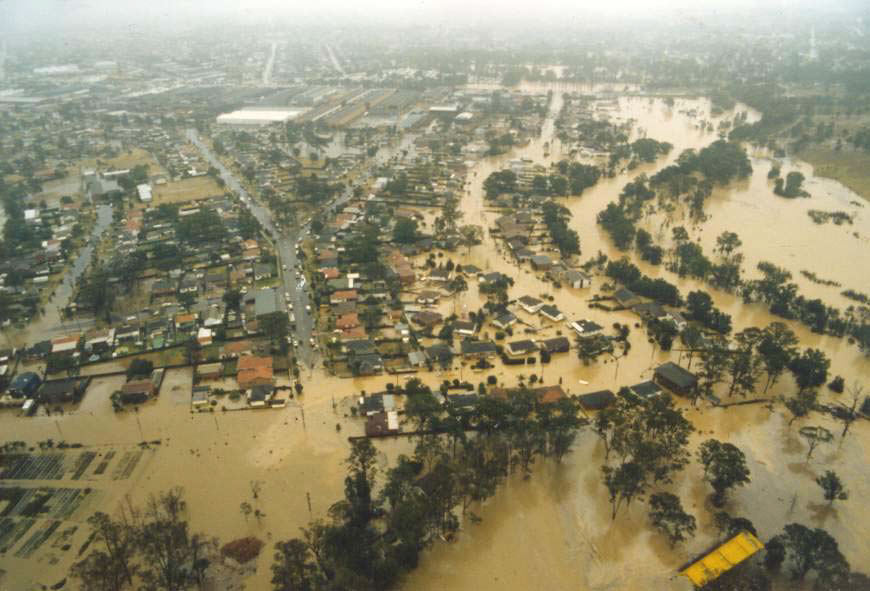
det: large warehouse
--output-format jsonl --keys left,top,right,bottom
{"left": 216, "top": 107, "right": 307, "bottom": 126}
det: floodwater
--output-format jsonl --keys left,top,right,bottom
{"left": 2, "top": 83, "right": 870, "bottom": 591}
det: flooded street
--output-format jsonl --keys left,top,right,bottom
{"left": 7, "top": 202, "right": 114, "bottom": 346}
{"left": 2, "top": 83, "right": 869, "bottom": 591}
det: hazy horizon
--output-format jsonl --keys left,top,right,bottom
{"left": 1, "top": 0, "right": 866, "bottom": 36}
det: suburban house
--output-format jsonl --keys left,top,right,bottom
{"left": 197, "top": 362, "right": 224, "bottom": 380}
{"left": 540, "top": 336, "right": 571, "bottom": 354}
{"left": 120, "top": 379, "right": 157, "bottom": 404}
{"left": 221, "top": 340, "right": 252, "bottom": 359}
{"left": 627, "top": 381, "right": 662, "bottom": 401}
{"left": 411, "top": 310, "right": 443, "bottom": 328}
{"left": 359, "top": 393, "right": 396, "bottom": 416}
{"left": 247, "top": 385, "right": 275, "bottom": 408}
{"left": 654, "top": 362, "right": 699, "bottom": 396}
{"left": 518, "top": 295, "right": 544, "bottom": 314}
{"left": 428, "top": 268, "right": 451, "bottom": 282}
{"left": 577, "top": 389, "right": 616, "bottom": 411}
{"left": 365, "top": 411, "right": 401, "bottom": 437}
{"left": 237, "top": 355, "right": 274, "bottom": 389}
{"left": 613, "top": 288, "right": 641, "bottom": 309}
{"left": 538, "top": 304, "right": 564, "bottom": 322}
{"left": 493, "top": 312, "right": 518, "bottom": 330}
{"left": 192, "top": 386, "right": 210, "bottom": 408}
{"left": 345, "top": 340, "right": 383, "bottom": 376}
{"left": 479, "top": 271, "right": 509, "bottom": 286}
{"left": 37, "top": 377, "right": 89, "bottom": 404}
{"left": 492, "top": 385, "right": 567, "bottom": 404}
{"left": 529, "top": 254, "right": 552, "bottom": 271}
{"left": 454, "top": 319, "right": 477, "bottom": 337}
{"left": 506, "top": 339, "right": 538, "bottom": 358}
{"left": 564, "top": 269, "right": 592, "bottom": 289}
{"left": 571, "top": 319, "right": 603, "bottom": 337}
{"left": 416, "top": 290, "right": 441, "bottom": 305}
{"left": 331, "top": 290, "right": 359, "bottom": 304}
{"left": 8, "top": 372, "right": 41, "bottom": 398}
{"left": 460, "top": 340, "right": 498, "bottom": 359}
{"left": 425, "top": 343, "right": 454, "bottom": 366}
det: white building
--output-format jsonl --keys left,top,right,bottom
{"left": 137, "top": 183, "right": 153, "bottom": 203}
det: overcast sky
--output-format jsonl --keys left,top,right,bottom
{"left": 0, "top": 0, "right": 863, "bottom": 34}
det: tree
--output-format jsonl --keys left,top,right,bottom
{"left": 138, "top": 488, "right": 203, "bottom": 591}
{"left": 392, "top": 217, "right": 419, "bottom": 244}
{"left": 726, "top": 328, "right": 763, "bottom": 398}
{"left": 603, "top": 461, "right": 646, "bottom": 519}
{"left": 271, "top": 539, "right": 322, "bottom": 591}
{"left": 404, "top": 381, "right": 441, "bottom": 434}
{"left": 506, "top": 389, "right": 546, "bottom": 477}
{"left": 542, "top": 397, "right": 583, "bottom": 463}
{"left": 785, "top": 389, "right": 818, "bottom": 426}
{"left": 126, "top": 359, "right": 154, "bottom": 381}
{"left": 697, "top": 341, "right": 730, "bottom": 405}
{"left": 758, "top": 322, "right": 797, "bottom": 392}
{"left": 788, "top": 348, "right": 830, "bottom": 393}
{"left": 698, "top": 439, "right": 751, "bottom": 507}
{"left": 770, "top": 523, "right": 850, "bottom": 583}
{"left": 835, "top": 383, "right": 863, "bottom": 439}
{"left": 85, "top": 511, "right": 136, "bottom": 587}
{"left": 816, "top": 470, "right": 848, "bottom": 506}
{"left": 713, "top": 511, "right": 758, "bottom": 538}
{"left": 72, "top": 550, "right": 127, "bottom": 591}
{"left": 223, "top": 289, "right": 242, "bottom": 312}
{"left": 773, "top": 171, "right": 808, "bottom": 198}
{"left": 799, "top": 425, "right": 833, "bottom": 461}
{"left": 648, "top": 492, "right": 696, "bottom": 547}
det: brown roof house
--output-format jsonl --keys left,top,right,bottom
{"left": 120, "top": 379, "right": 157, "bottom": 404}
{"left": 237, "top": 355, "right": 274, "bottom": 390}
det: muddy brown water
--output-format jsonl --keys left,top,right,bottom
{"left": 2, "top": 85, "right": 869, "bottom": 591}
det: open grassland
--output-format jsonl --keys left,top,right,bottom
{"left": 800, "top": 147, "right": 870, "bottom": 202}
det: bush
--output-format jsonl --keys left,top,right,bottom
{"left": 827, "top": 376, "right": 845, "bottom": 394}
{"left": 221, "top": 537, "right": 264, "bottom": 564}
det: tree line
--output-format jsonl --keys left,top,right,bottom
{"left": 271, "top": 382, "right": 585, "bottom": 591}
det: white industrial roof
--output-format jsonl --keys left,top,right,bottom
{"left": 216, "top": 108, "right": 306, "bottom": 125}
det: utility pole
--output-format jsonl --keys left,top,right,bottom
{"left": 306, "top": 492, "right": 312, "bottom": 519}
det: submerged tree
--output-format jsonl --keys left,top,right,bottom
{"left": 816, "top": 470, "right": 848, "bottom": 506}
{"left": 768, "top": 523, "right": 850, "bottom": 583}
{"left": 648, "top": 492, "right": 697, "bottom": 547}
{"left": 698, "top": 439, "right": 751, "bottom": 507}
{"left": 784, "top": 389, "right": 818, "bottom": 427}
{"left": 799, "top": 425, "right": 833, "bottom": 461}
{"left": 603, "top": 461, "right": 647, "bottom": 519}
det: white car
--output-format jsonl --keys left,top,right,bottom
{"left": 284, "top": 291, "right": 290, "bottom": 299}
{"left": 305, "top": 305, "right": 311, "bottom": 312}
{"left": 282, "top": 265, "right": 287, "bottom": 271}
{"left": 309, "top": 337, "right": 315, "bottom": 346}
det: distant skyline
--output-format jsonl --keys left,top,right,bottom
{"left": 0, "top": 0, "right": 866, "bottom": 34}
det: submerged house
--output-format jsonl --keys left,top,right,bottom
{"left": 654, "top": 362, "right": 698, "bottom": 397}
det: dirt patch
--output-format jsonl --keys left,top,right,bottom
{"left": 151, "top": 176, "right": 225, "bottom": 206}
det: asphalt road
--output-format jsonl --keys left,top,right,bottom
{"left": 187, "top": 129, "right": 319, "bottom": 368}
{"left": 187, "top": 127, "right": 414, "bottom": 370}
